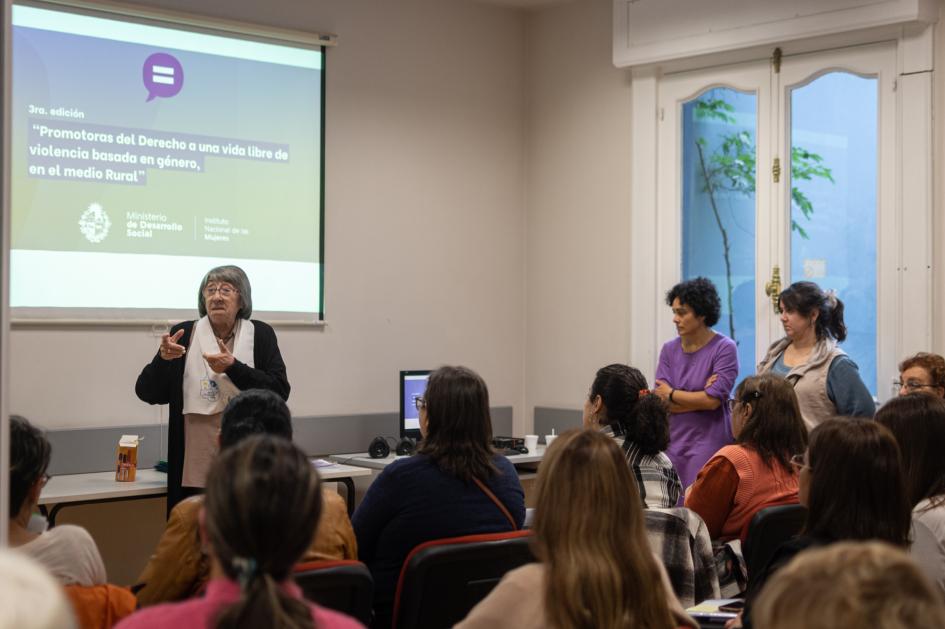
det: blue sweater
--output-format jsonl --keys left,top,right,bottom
{"left": 352, "top": 453, "right": 525, "bottom": 621}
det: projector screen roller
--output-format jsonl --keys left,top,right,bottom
{"left": 10, "top": 3, "right": 325, "bottom": 320}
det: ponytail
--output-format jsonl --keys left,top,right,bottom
{"left": 626, "top": 392, "right": 671, "bottom": 456}
{"left": 214, "top": 572, "right": 314, "bottom": 629}
{"left": 589, "top": 365, "right": 671, "bottom": 456}
{"left": 205, "top": 436, "right": 323, "bottom": 629}
{"left": 823, "top": 291, "right": 847, "bottom": 342}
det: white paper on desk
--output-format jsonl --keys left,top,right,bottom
{"left": 311, "top": 458, "right": 336, "bottom": 468}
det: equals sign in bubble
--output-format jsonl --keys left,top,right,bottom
{"left": 143, "top": 53, "right": 184, "bottom": 101}
{"left": 151, "top": 65, "right": 175, "bottom": 85}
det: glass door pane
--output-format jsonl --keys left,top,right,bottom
{"left": 788, "top": 72, "right": 878, "bottom": 393}
{"left": 681, "top": 88, "right": 756, "bottom": 384}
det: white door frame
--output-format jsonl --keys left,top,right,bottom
{"left": 629, "top": 27, "right": 933, "bottom": 404}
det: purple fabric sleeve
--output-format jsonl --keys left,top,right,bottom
{"left": 704, "top": 337, "right": 739, "bottom": 401}
{"left": 655, "top": 343, "right": 673, "bottom": 386}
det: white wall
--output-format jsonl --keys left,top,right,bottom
{"left": 10, "top": 0, "right": 528, "bottom": 435}
{"left": 934, "top": 6, "right": 945, "bottom": 355}
{"left": 523, "top": 0, "right": 633, "bottom": 417}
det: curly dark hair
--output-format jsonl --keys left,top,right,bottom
{"left": 590, "top": 364, "right": 670, "bottom": 456}
{"left": 665, "top": 277, "right": 721, "bottom": 327}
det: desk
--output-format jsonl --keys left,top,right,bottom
{"left": 39, "top": 463, "right": 372, "bottom": 523}
{"left": 329, "top": 447, "right": 547, "bottom": 470}
{"left": 39, "top": 469, "right": 167, "bottom": 526}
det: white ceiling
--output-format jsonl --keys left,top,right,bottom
{"left": 470, "top": 0, "right": 580, "bottom": 9}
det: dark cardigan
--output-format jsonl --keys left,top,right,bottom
{"left": 135, "top": 319, "right": 290, "bottom": 513}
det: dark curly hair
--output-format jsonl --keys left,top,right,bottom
{"left": 665, "top": 277, "right": 721, "bottom": 327}
{"left": 589, "top": 364, "right": 670, "bottom": 456}
{"left": 10, "top": 416, "right": 51, "bottom": 516}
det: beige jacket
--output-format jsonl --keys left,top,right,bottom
{"left": 456, "top": 560, "right": 698, "bottom": 629}
{"left": 133, "top": 488, "right": 357, "bottom": 606}
{"left": 757, "top": 336, "right": 845, "bottom": 431}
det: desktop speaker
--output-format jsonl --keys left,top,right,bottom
{"left": 368, "top": 436, "right": 390, "bottom": 459}
{"left": 395, "top": 437, "right": 416, "bottom": 456}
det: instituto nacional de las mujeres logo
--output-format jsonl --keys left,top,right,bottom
{"left": 78, "top": 202, "right": 111, "bottom": 243}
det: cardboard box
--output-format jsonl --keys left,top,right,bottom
{"left": 116, "top": 435, "right": 139, "bottom": 482}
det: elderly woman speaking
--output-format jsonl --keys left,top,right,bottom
{"left": 136, "top": 265, "right": 290, "bottom": 512}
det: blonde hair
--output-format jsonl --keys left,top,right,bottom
{"left": 533, "top": 429, "right": 676, "bottom": 629}
{"left": 753, "top": 541, "right": 945, "bottom": 629}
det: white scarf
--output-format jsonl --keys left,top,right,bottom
{"left": 182, "top": 316, "right": 255, "bottom": 415}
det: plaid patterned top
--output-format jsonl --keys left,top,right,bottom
{"left": 599, "top": 426, "right": 682, "bottom": 509}
{"left": 624, "top": 441, "right": 683, "bottom": 509}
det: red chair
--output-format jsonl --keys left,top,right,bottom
{"left": 293, "top": 559, "right": 373, "bottom": 626}
{"left": 391, "top": 530, "right": 535, "bottom": 629}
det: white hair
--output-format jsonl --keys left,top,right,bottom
{"left": 0, "top": 550, "right": 76, "bottom": 629}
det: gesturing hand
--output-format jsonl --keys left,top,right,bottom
{"left": 203, "top": 337, "right": 236, "bottom": 374}
{"left": 159, "top": 329, "right": 186, "bottom": 361}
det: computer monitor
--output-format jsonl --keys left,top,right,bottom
{"left": 400, "top": 369, "right": 431, "bottom": 440}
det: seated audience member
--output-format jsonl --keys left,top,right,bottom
{"left": 457, "top": 429, "right": 697, "bottom": 629}
{"left": 875, "top": 394, "right": 945, "bottom": 593}
{"left": 134, "top": 389, "right": 356, "bottom": 606}
{"left": 685, "top": 374, "right": 807, "bottom": 540}
{"left": 8, "top": 416, "right": 106, "bottom": 586}
{"left": 353, "top": 366, "right": 525, "bottom": 628}
{"left": 752, "top": 542, "right": 945, "bottom": 629}
{"left": 896, "top": 352, "right": 945, "bottom": 397}
{"left": 0, "top": 549, "right": 77, "bottom": 629}
{"left": 735, "top": 418, "right": 911, "bottom": 629}
{"left": 583, "top": 364, "right": 682, "bottom": 508}
{"left": 117, "top": 436, "right": 361, "bottom": 629}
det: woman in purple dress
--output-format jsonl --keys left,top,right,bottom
{"left": 654, "top": 277, "right": 738, "bottom": 492}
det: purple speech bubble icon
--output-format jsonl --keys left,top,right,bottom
{"left": 143, "top": 53, "right": 184, "bottom": 102}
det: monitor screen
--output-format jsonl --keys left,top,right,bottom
{"left": 400, "top": 370, "right": 431, "bottom": 439}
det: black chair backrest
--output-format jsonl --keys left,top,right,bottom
{"left": 743, "top": 504, "right": 807, "bottom": 593}
{"left": 294, "top": 561, "right": 374, "bottom": 626}
{"left": 394, "top": 533, "right": 536, "bottom": 629}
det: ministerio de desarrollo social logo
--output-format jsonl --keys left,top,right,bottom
{"left": 78, "top": 202, "right": 111, "bottom": 243}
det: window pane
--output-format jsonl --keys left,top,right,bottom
{"left": 789, "top": 72, "right": 877, "bottom": 394}
{"left": 682, "top": 88, "right": 756, "bottom": 384}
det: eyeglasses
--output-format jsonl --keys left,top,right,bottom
{"left": 414, "top": 396, "right": 426, "bottom": 411}
{"left": 894, "top": 380, "right": 939, "bottom": 392}
{"left": 727, "top": 399, "right": 740, "bottom": 412}
{"left": 40, "top": 473, "right": 52, "bottom": 487}
{"left": 790, "top": 453, "right": 809, "bottom": 471}
{"left": 203, "top": 284, "right": 238, "bottom": 298}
